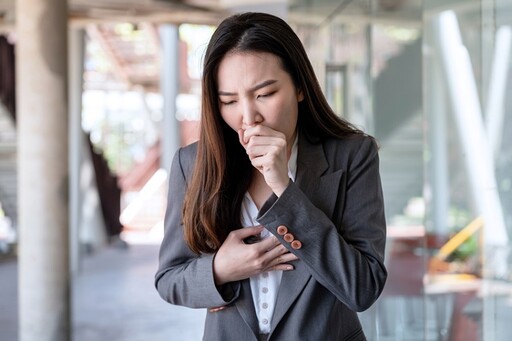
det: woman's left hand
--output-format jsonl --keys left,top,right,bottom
{"left": 239, "top": 125, "right": 290, "bottom": 196}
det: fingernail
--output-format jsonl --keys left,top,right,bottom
{"left": 286, "top": 265, "right": 294, "bottom": 271}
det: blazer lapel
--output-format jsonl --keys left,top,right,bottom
{"left": 295, "top": 134, "right": 344, "bottom": 219}
{"left": 234, "top": 280, "right": 260, "bottom": 337}
{"left": 270, "top": 133, "right": 344, "bottom": 334}
{"left": 270, "top": 259, "right": 312, "bottom": 333}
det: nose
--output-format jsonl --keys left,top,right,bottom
{"left": 241, "top": 99, "right": 262, "bottom": 129}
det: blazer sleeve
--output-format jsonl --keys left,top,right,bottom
{"left": 257, "top": 137, "right": 387, "bottom": 312}
{"left": 154, "top": 147, "right": 240, "bottom": 308}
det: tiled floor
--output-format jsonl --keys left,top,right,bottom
{"left": 4, "top": 239, "right": 512, "bottom": 340}
{"left": 0, "top": 244, "right": 206, "bottom": 341}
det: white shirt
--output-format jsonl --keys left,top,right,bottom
{"left": 240, "top": 135, "right": 298, "bottom": 334}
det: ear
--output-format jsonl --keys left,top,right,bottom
{"left": 297, "top": 89, "right": 304, "bottom": 102}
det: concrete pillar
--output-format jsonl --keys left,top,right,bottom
{"left": 16, "top": 0, "right": 70, "bottom": 340}
{"left": 160, "top": 24, "right": 181, "bottom": 171}
{"left": 69, "top": 28, "right": 85, "bottom": 275}
{"left": 425, "top": 23, "right": 449, "bottom": 238}
{"left": 432, "top": 11, "right": 508, "bottom": 246}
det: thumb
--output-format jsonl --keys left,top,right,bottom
{"left": 238, "top": 129, "right": 247, "bottom": 149}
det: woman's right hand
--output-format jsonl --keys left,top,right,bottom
{"left": 213, "top": 226, "right": 298, "bottom": 286}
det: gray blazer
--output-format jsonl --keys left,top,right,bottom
{"left": 155, "top": 132, "right": 387, "bottom": 341}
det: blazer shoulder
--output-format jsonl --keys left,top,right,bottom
{"left": 179, "top": 141, "right": 198, "bottom": 158}
{"left": 323, "top": 134, "right": 378, "bottom": 163}
{"left": 173, "top": 141, "right": 198, "bottom": 177}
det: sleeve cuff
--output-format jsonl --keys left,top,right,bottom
{"left": 196, "top": 253, "right": 240, "bottom": 307}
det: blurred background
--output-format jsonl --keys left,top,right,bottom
{"left": 1, "top": 0, "right": 512, "bottom": 340}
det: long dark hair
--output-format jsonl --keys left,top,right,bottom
{"left": 183, "top": 12, "right": 363, "bottom": 254}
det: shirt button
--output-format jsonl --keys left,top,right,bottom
{"left": 262, "top": 272, "right": 269, "bottom": 278}
{"left": 262, "top": 303, "right": 268, "bottom": 309}
{"left": 262, "top": 318, "right": 269, "bottom": 325}
{"left": 262, "top": 287, "right": 268, "bottom": 294}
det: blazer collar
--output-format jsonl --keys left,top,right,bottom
{"left": 296, "top": 132, "right": 329, "bottom": 182}
{"left": 296, "top": 133, "right": 343, "bottom": 219}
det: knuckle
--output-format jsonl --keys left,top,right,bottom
{"left": 248, "top": 248, "right": 259, "bottom": 259}
{"left": 253, "top": 259, "right": 265, "bottom": 271}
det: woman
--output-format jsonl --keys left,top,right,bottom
{"left": 155, "top": 12, "right": 387, "bottom": 341}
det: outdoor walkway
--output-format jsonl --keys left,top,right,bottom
{"left": 0, "top": 243, "right": 206, "bottom": 341}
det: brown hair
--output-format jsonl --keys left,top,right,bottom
{"left": 183, "top": 12, "right": 363, "bottom": 254}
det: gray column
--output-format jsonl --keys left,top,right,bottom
{"left": 432, "top": 11, "right": 507, "bottom": 246}
{"left": 16, "top": 0, "right": 70, "bottom": 340}
{"left": 425, "top": 23, "right": 449, "bottom": 238}
{"left": 69, "top": 28, "right": 85, "bottom": 275}
{"left": 160, "top": 24, "right": 181, "bottom": 171}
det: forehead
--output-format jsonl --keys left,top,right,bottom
{"left": 216, "top": 52, "right": 289, "bottom": 89}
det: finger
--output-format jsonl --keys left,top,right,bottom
{"left": 249, "top": 154, "right": 287, "bottom": 177}
{"left": 243, "top": 129, "right": 283, "bottom": 148}
{"left": 259, "top": 244, "right": 289, "bottom": 265}
{"left": 265, "top": 252, "right": 299, "bottom": 271}
{"left": 279, "top": 252, "right": 299, "bottom": 262}
{"left": 272, "top": 251, "right": 299, "bottom": 264}
{"left": 246, "top": 144, "right": 282, "bottom": 160}
{"left": 245, "top": 133, "right": 285, "bottom": 143}
{"left": 245, "top": 137, "right": 286, "bottom": 153}
{"left": 244, "top": 125, "right": 283, "bottom": 140}
{"left": 238, "top": 129, "right": 247, "bottom": 148}
{"left": 247, "top": 154, "right": 265, "bottom": 172}
{"left": 255, "top": 235, "right": 281, "bottom": 251}
{"left": 209, "top": 305, "right": 228, "bottom": 313}
{"left": 266, "top": 263, "right": 295, "bottom": 272}
{"left": 247, "top": 153, "right": 283, "bottom": 171}
{"left": 232, "top": 226, "right": 264, "bottom": 240}
{"left": 263, "top": 243, "right": 288, "bottom": 259}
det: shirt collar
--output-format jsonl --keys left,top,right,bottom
{"left": 288, "top": 133, "right": 298, "bottom": 182}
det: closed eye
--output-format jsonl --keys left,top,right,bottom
{"left": 257, "top": 91, "right": 276, "bottom": 99}
{"left": 220, "top": 100, "right": 237, "bottom": 106}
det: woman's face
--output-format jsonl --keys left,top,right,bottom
{"left": 217, "top": 52, "right": 303, "bottom": 150}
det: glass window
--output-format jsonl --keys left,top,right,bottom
{"left": 290, "top": 0, "right": 512, "bottom": 339}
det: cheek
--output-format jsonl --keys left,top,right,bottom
{"left": 274, "top": 98, "right": 298, "bottom": 126}
{"left": 220, "top": 109, "right": 241, "bottom": 131}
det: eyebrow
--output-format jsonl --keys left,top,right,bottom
{"left": 218, "top": 79, "right": 278, "bottom": 96}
